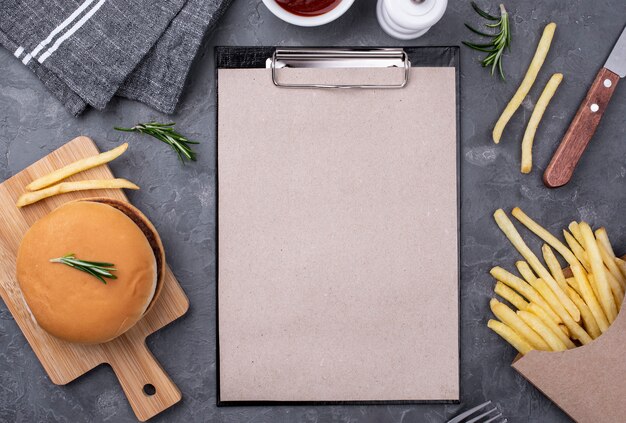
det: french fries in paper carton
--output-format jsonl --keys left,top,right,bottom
{"left": 488, "top": 207, "right": 626, "bottom": 423}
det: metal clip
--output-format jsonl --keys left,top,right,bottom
{"left": 268, "top": 48, "right": 410, "bottom": 89}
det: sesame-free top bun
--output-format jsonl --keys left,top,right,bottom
{"left": 16, "top": 199, "right": 164, "bottom": 344}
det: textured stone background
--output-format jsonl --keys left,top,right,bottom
{"left": 0, "top": 0, "right": 625, "bottom": 422}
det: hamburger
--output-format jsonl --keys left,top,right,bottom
{"left": 16, "top": 198, "right": 164, "bottom": 344}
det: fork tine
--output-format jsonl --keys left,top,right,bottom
{"left": 446, "top": 401, "right": 492, "bottom": 423}
{"left": 466, "top": 408, "right": 498, "bottom": 423}
{"left": 480, "top": 412, "right": 504, "bottom": 423}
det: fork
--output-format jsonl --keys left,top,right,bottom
{"left": 446, "top": 401, "right": 507, "bottom": 423}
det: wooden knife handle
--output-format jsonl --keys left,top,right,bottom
{"left": 543, "top": 67, "right": 620, "bottom": 188}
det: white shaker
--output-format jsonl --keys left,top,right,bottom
{"left": 377, "top": 0, "right": 448, "bottom": 40}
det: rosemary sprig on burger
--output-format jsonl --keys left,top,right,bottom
{"left": 50, "top": 253, "right": 117, "bottom": 284}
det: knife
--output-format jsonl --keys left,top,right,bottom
{"left": 543, "top": 26, "right": 626, "bottom": 188}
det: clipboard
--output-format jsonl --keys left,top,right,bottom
{"left": 215, "top": 46, "right": 461, "bottom": 406}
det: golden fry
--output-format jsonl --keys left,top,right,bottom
{"left": 521, "top": 73, "right": 563, "bottom": 174}
{"left": 563, "top": 230, "right": 591, "bottom": 272}
{"left": 580, "top": 222, "right": 617, "bottom": 323}
{"left": 607, "top": 271, "right": 625, "bottom": 306}
{"left": 518, "top": 310, "right": 567, "bottom": 351}
{"left": 530, "top": 277, "right": 592, "bottom": 345}
{"left": 493, "top": 23, "right": 557, "bottom": 143}
{"left": 25, "top": 143, "right": 128, "bottom": 191}
{"left": 566, "top": 286, "right": 601, "bottom": 339}
{"left": 495, "top": 281, "right": 529, "bottom": 311}
{"left": 585, "top": 272, "right": 601, "bottom": 300}
{"left": 597, "top": 239, "right": 626, "bottom": 289}
{"left": 516, "top": 261, "right": 537, "bottom": 284}
{"left": 488, "top": 319, "right": 533, "bottom": 355}
{"left": 528, "top": 304, "right": 574, "bottom": 348}
{"left": 511, "top": 207, "right": 580, "bottom": 267}
{"left": 569, "top": 222, "right": 585, "bottom": 246}
{"left": 16, "top": 179, "right": 139, "bottom": 208}
{"left": 566, "top": 277, "right": 580, "bottom": 296}
{"left": 595, "top": 228, "right": 616, "bottom": 259}
{"left": 595, "top": 272, "right": 625, "bottom": 309}
{"left": 490, "top": 299, "right": 550, "bottom": 350}
{"left": 542, "top": 244, "right": 567, "bottom": 291}
{"left": 615, "top": 257, "right": 626, "bottom": 280}
{"left": 491, "top": 266, "right": 561, "bottom": 324}
{"left": 494, "top": 209, "right": 580, "bottom": 322}
{"left": 571, "top": 265, "right": 608, "bottom": 332}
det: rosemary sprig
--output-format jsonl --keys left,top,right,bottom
{"left": 463, "top": 2, "right": 511, "bottom": 80}
{"left": 114, "top": 122, "right": 199, "bottom": 162}
{"left": 50, "top": 253, "right": 117, "bottom": 284}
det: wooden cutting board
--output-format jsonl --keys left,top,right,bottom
{"left": 0, "top": 136, "right": 189, "bottom": 421}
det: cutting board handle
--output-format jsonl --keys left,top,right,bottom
{"left": 106, "top": 336, "right": 181, "bottom": 422}
{"left": 543, "top": 67, "right": 620, "bottom": 188}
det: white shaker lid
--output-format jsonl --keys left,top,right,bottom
{"left": 384, "top": 0, "right": 447, "bottom": 31}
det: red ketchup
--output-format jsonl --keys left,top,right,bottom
{"left": 275, "top": 0, "right": 343, "bottom": 17}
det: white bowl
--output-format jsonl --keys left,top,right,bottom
{"left": 262, "top": 0, "right": 356, "bottom": 27}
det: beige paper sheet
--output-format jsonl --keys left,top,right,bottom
{"left": 218, "top": 67, "right": 458, "bottom": 402}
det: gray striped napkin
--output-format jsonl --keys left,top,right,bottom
{"left": 0, "top": 0, "right": 231, "bottom": 115}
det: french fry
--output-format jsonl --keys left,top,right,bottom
{"left": 615, "top": 257, "right": 626, "bottom": 280}
{"left": 566, "top": 277, "right": 580, "bottom": 296}
{"left": 530, "top": 277, "right": 592, "bottom": 345}
{"left": 527, "top": 304, "right": 573, "bottom": 348}
{"left": 488, "top": 319, "right": 534, "bottom": 355}
{"left": 569, "top": 222, "right": 585, "bottom": 246}
{"left": 591, "top": 272, "right": 625, "bottom": 309}
{"left": 520, "top": 73, "right": 563, "bottom": 174}
{"left": 607, "top": 270, "right": 625, "bottom": 305}
{"left": 565, "top": 276, "right": 597, "bottom": 342}
{"left": 579, "top": 272, "right": 621, "bottom": 310}
{"left": 16, "top": 179, "right": 139, "bottom": 208}
{"left": 490, "top": 299, "right": 550, "bottom": 350}
{"left": 571, "top": 265, "right": 609, "bottom": 332}
{"left": 25, "top": 143, "right": 129, "bottom": 191}
{"left": 595, "top": 228, "right": 616, "bottom": 259}
{"left": 518, "top": 310, "right": 567, "bottom": 351}
{"left": 495, "top": 281, "right": 529, "bottom": 311}
{"left": 580, "top": 222, "right": 617, "bottom": 323}
{"left": 511, "top": 207, "right": 580, "bottom": 267}
{"left": 597, "top": 239, "right": 626, "bottom": 289}
{"left": 492, "top": 23, "right": 557, "bottom": 144}
{"left": 563, "top": 230, "right": 591, "bottom": 272}
{"left": 566, "top": 286, "right": 602, "bottom": 339}
{"left": 542, "top": 244, "right": 567, "bottom": 291}
{"left": 609, "top": 274, "right": 625, "bottom": 307}
{"left": 494, "top": 209, "right": 580, "bottom": 322}
{"left": 585, "top": 271, "right": 601, "bottom": 300}
{"left": 516, "top": 261, "right": 537, "bottom": 284}
{"left": 491, "top": 266, "right": 561, "bottom": 324}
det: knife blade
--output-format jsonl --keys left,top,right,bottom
{"left": 543, "top": 26, "right": 625, "bottom": 188}
{"left": 605, "top": 25, "right": 626, "bottom": 77}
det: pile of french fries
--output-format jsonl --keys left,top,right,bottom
{"left": 16, "top": 143, "right": 138, "bottom": 208}
{"left": 488, "top": 207, "right": 625, "bottom": 354}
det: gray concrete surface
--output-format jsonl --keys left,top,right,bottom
{"left": 0, "top": 0, "right": 625, "bottom": 421}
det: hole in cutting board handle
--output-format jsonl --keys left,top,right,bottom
{"left": 143, "top": 383, "right": 156, "bottom": 396}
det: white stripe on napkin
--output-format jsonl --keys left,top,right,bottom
{"left": 14, "top": 46, "right": 24, "bottom": 58}
{"left": 22, "top": 0, "right": 98, "bottom": 65}
{"left": 38, "top": 0, "right": 107, "bottom": 64}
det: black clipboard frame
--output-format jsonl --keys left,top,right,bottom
{"left": 214, "top": 46, "right": 462, "bottom": 407}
